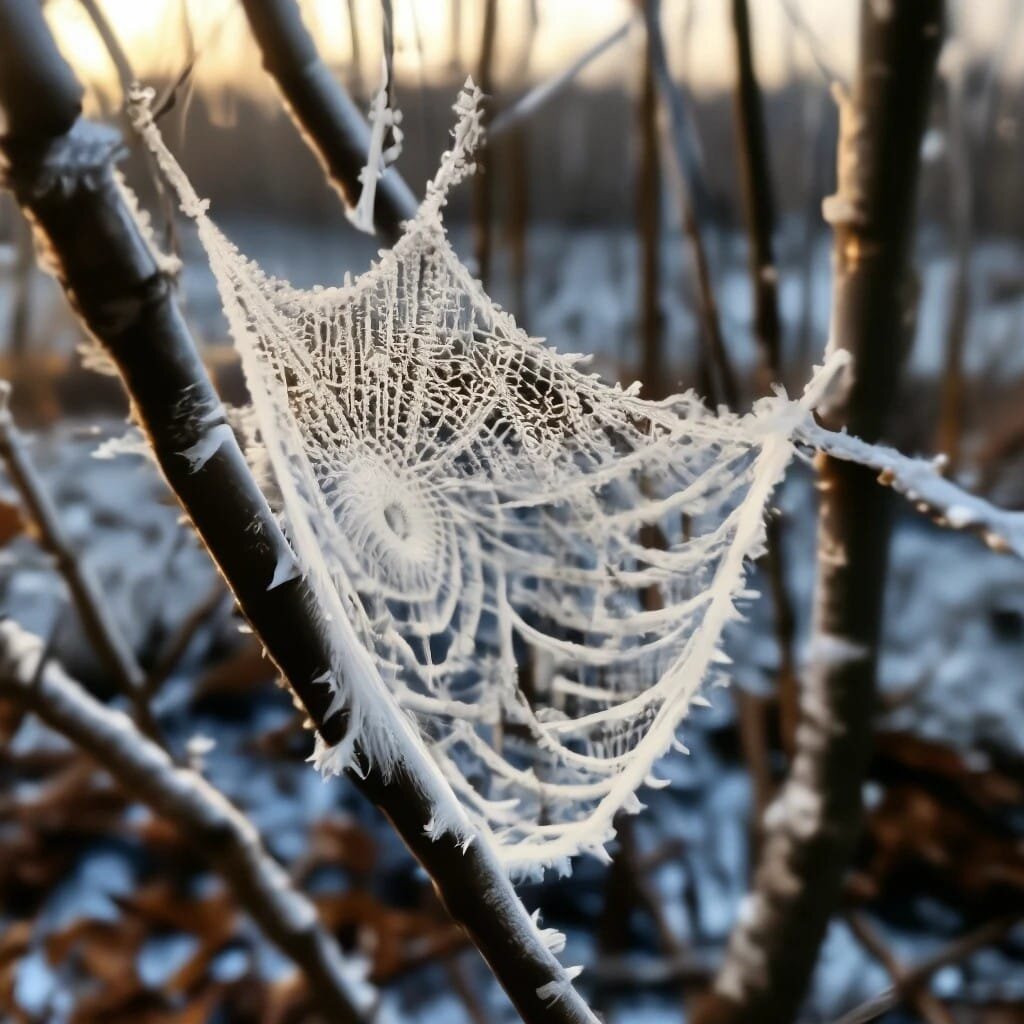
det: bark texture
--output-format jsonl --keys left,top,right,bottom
{"left": 0, "top": 6, "right": 594, "bottom": 1022}
{"left": 693, "top": 4, "right": 943, "bottom": 1022}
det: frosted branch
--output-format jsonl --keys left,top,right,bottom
{"left": 804, "top": 424, "right": 1024, "bottom": 558}
{"left": 0, "top": 619, "right": 373, "bottom": 1024}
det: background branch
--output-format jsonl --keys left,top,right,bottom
{"left": 692, "top": 4, "right": 944, "bottom": 1020}
{"left": 643, "top": 0, "right": 738, "bottom": 409}
{"left": 0, "top": 618, "right": 371, "bottom": 1024}
{"left": 0, "top": 382, "right": 164, "bottom": 744}
{"left": 728, "top": 0, "right": 800, "bottom": 764}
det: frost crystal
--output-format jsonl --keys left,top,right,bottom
{"left": 127, "top": 82, "right": 897, "bottom": 873}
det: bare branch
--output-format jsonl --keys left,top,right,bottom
{"left": 490, "top": 17, "right": 634, "bottom": 140}
{"left": 831, "top": 914, "right": 1023, "bottom": 1024}
{"left": 935, "top": 24, "right": 973, "bottom": 471}
{"left": 472, "top": 0, "right": 498, "bottom": 288}
{"left": 778, "top": 0, "right": 845, "bottom": 87}
{"left": 728, "top": 0, "right": 799, "bottom": 754}
{"left": 78, "top": 0, "right": 135, "bottom": 100}
{"left": 145, "top": 581, "right": 230, "bottom": 696}
{"left": 846, "top": 913, "right": 957, "bottom": 1024}
{"left": 730, "top": 0, "right": 782, "bottom": 381}
{"left": 238, "top": 0, "right": 418, "bottom": 244}
{"left": 642, "top": 0, "right": 739, "bottom": 409}
{"left": 0, "top": 618, "right": 371, "bottom": 1024}
{"left": 637, "top": 9, "right": 664, "bottom": 398}
{"left": 0, "top": 382, "right": 164, "bottom": 744}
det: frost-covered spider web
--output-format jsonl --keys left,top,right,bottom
{"left": 130, "top": 81, "right": 847, "bottom": 875}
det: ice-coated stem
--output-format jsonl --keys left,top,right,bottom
{"left": 0, "top": 5, "right": 596, "bottom": 1021}
{"left": 0, "top": 620, "right": 372, "bottom": 1024}
{"left": 693, "top": 3, "right": 944, "bottom": 1021}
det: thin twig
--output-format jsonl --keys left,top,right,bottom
{"left": 344, "top": 0, "right": 364, "bottom": 99}
{"left": 77, "top": 0, "right": 133, "bottom": 99}
{"left": 501, "top": 1, "right": 539, "bottom": 325}
{"left": 831, "top": 914, "right": 1023, "bottom": 1024}
{"left": 936, "top": 20, "right": 973, "bottom": 471}
{"left": 7, "top": 205, "right": 34, "bottom": 361}
{"left": 729, "top": 0, "right": 799, "bottom": 754}
{"left": 489, "top": 16, "right": 634, "bottom": 140}
{"left": 637, "top": 10, "right": 664, "bottom": 398}
{"left": 778, "top": 0, "right": 845, "bottom": 87}
{"left": 77, "top": 0, "right": 184, "bottom": 267}
{"left": 145, "top": 582, "right": 230, "bottom": 696}
{"left": 730, "top": 0, "right": 782, "bottom": 381}
{"left": 0, "top": 619, "right": 371, "bottom": 1024}
{"left": 0, "top": 382, "right": 165, "bottom": 746}
{"left": 472, "top": 0, "right": 498, "bottom": 288}
{"left": 846, "top": 912, "right": 957, "bottom": 1024}
{"left": 643, "top": 0, "right": 739, "bottom": 409}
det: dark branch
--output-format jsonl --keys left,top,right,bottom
{"left": 730, "top": 0, "right": 782, "bottom": 381}
{"left": 238, "top": 0, "right": 418, "bottom": 245}
{"left": 642, "top": 0, "right": 739, "bottom": 409}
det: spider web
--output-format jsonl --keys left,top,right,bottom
{"left": 130, "top": 81, "right": 842, "bottom": 875}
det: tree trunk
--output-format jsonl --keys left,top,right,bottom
{"left": 692, "top": 4, "right": 943, "bottom": 1021}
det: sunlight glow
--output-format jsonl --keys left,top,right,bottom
{"left": 43, "top": 0, "right": 1022, "bottom": 110}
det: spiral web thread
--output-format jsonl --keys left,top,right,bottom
{"left": 130, "top": 82, "right": 841, "bottom": 875}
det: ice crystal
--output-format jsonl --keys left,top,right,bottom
{"left": 127, "top": 80, "right": 997, "bottom": 874}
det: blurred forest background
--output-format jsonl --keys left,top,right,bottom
{"left": 1, "top": 1, "right": 1024, "bottom": 1022}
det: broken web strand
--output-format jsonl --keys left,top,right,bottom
{"left": 347, "top": 53, "right": 405, "bottom": 235}
{"left": 127, "top": 78, "right": 849, "bottom": 875}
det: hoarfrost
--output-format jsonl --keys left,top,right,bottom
{"left": 128, "top": 81, "right": 1024, "bottom": 876}
{"left": 537, "top": 964, "right": 585, "bottom": 1005}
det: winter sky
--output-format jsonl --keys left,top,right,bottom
{"left": 44, "top": 0, "right": 1024, "bottom": 104}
